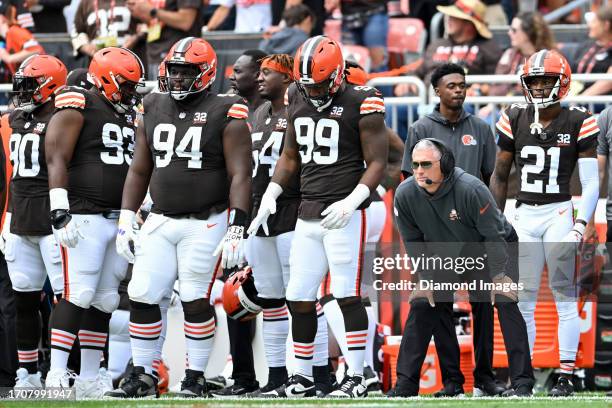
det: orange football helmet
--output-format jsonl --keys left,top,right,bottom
{"left": 157, "top": 54, "right": 169, "bottom": 93}
{"left": 12, "top": 55, "right": 67, "bottom": 112}
{"left": 165, "top": 37, "right": 217, "bottom": 100}
{"left": 89, "top": 47, "right": 144, "bottom": 113}
{"left": 521, "top": 49, "right": 571, "bottom": 108}
{"left": 222, "top": 266, "right": 261, "bottom": 321}
{"left": 293, "top": 35, "right": 345, "bottom": 110}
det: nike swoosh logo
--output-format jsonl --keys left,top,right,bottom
{"left": 207, "top": 223, "right": 218, "bottom": 228}
{"left": 559, "top": 208, "right": 568, "bottom": 215}
{"left": 479, "top": 203, "right": 490, "bottom": 215}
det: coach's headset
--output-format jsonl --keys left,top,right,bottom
{"left": 410, "top": 138, "right": 455, "bottom": 183}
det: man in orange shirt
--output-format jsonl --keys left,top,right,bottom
{"left": 0, "top": 15, "right": 44, "bottom": 75}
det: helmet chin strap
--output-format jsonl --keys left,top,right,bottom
{"left": 530, "top": 103, "right": 543, "bottom": 135}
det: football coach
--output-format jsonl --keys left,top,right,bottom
{"left": 388, "top": 138, "right": 534, "bottom": 397}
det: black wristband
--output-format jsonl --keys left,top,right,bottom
{"left": 228, "top": 208, "right": 248, "bottom": 227}
{"left": 50, "top": 209, "right": 72, "bottom": 229}
{"left": 576, "top": 219, "right": 587, "bottom": 226}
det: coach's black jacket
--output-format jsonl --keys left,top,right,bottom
{"left": 394, "top": 167, "right": 511, "bottom": 280}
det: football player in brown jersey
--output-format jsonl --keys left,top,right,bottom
{"left": 1, "top": 55, "right": 67, "bottom": 390}
{"left": 249, "top": 36, "right": 388, "bottom": 398}
{"left": 491, "top": 49, "right": 600, "bottom": 397}
{"left": 106, "top": 37, "right": 251, "bottom": 399}
{"left": 318, "top": 60, "right": 404, "bottom": 393}
{"left": 44, "top": 47, "right": 143, "bottom": 398}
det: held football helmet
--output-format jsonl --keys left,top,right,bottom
{"left": 345, "top": 60, "right": 367, "bottom": 86}
{"left": 222, "top": 266, "right": 262, "bottom": 321}
{"left": 88, "top": 47, "right": 144, "bottom": 113}
{"left": 164, "top": 37, "right": 217, "bottom": 100}
{"left": 12, "top": 55, "right": 67, "bottom": 112}
{"left": 293, "top": 35, "right": 345, "bottom": 110}
{"left": 520, "top": 49, "right": 571, "bottom": 108}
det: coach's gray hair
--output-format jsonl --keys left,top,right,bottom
{"left": 412, "top": 139, "right": 442, "bottom": 160}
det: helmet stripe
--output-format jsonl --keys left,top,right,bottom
{"left": 173, "top": 37, "right": 196, "bottom": 60}
{"left": 300, "top": 35, "right": 325, "bottom": 79}
{"left": 533, "top": 49, "right": 547, "bottom": 70}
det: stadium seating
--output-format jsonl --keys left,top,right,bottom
{"left": 387, "top": 18, "right": 427, "bottom": 66}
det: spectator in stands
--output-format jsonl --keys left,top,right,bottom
{"left": 0, "top": 15, "right": 44, "bottom": 79}
{"left": 72, "top": 0, "right": 143, "bottom": 60}
{"left": 482, "top": 0, "right": 507, "bottom": 25}
{"left": 205, "top": 0, "right": 271, "bottom": 33}
{"left": 12, "top": 0, "right": 71, "bottom": 33}
{"left": 478, "top": 11, "right": 555, "bottom": 119}
{"left": 259, "top": 4, "right": 314, "bottom": 54}
{"left": 326, "top": 0, "right": 388, "bottom": 71}
{"left": 202, "top": 0, "right": 236, "bottom": 31}
{"left": 573, "top": 6, "right": 612, "bottom": 96}
{"left": 395, "top": 0, "right": 501, "bottom": 94}
{"left": 271, "top": 0, "right": 323, "bottom": 35}
{"left": 127, "top": 0, "right": 201, "bottom": 79}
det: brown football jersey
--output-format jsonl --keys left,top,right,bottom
{"left": 144, "top": 91, "right": 249, "bottom": 218}
{"left": 73, "top": 0, "right": 135, "bottom": 46}
{"left": 54, "top": 86, "right": 137, "bottom": 213}
{"left": 496, "top": 104, "right": 598, "bottom": 205}
{"left": 286, "top": 83, "right": 385, "bottom": 219}
{"left": 251, "top": 101, "right": 300, "bottom": 236}
{"left": 8, "top": 104, "right": 53, "bottom": 235}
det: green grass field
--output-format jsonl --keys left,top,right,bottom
{"left": 0, "top": 394, "right": 610, "bottom": 408}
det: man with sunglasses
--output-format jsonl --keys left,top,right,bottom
{"left": 400, "top": 63, "right": 501, "bottom": 398}
{"left": 390, "top": 138, "right": 534, "bottom": 398}
{"left": 44, "top": 47, "right": 144, "bottom": 399}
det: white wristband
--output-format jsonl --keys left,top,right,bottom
{"left": 265, "top": 182, "right": 283, "bottom": 200}
{"left": 49, "top": 188, "right": 70, "bottom": 211}
{"left": 346, "top": 184, "right": 371, "bottom": 209}
{"left": 573, "top": 222, "right": 586, "bottom": 236}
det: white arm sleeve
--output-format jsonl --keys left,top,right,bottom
{"left": 576, "top": 157, "right": 599, "bottom": 223}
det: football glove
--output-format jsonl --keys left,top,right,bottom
{"left": 116, "top": 209, "right": 137, "bottom": 263}
{"left": 51, "top": 209, "right": 84, "bottom": 248}
{"left": 50, "top": 188, "right": 83, "bottom": 248}
{"left": 320, "top": 184, "right": 370, "bottom": 230}
{"left": 247, "top": 182, "right": 283, "bottom": 236}
{"left": 555, "top": 222, "right": 585, "bottom": 261}
{"left": 214, "top": 225, "right": 245, "bottom": 269}
{"left": 0, "top": 212, "right": 11, "bottom": 255}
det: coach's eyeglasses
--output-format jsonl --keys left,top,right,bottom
{"left": 411, "top": 160, "right": 439, "bottom": 169}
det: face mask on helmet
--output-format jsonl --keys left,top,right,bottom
{"left": 297, "top": 72, "right": 339, "bottom": 110}
{"left": 11, "top": 75, "right": 40, "bottom": 112}
{"left": 521, "top": 74, "right": 563, "bottom": 108}
{"left": 115, "top": 75, "right": 143, "bottom": 112}
{"left": 166, "top": 62, "right": 208, "bottom": 101}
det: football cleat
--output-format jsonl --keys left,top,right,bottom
{"left": 433, "top": 382, "right": 465, "bottom": 398}
{"left": 176, "top": 369, "right": 207, "bottom": 398}
{"left": 549, "top": 376, "right": 574, "bottom": 397}
{"left": 364, "top": 365, "right": 381, "bottom": 392}
{"left": 386, "top": 386, "right": 418, "bottom": 398}
{"left": 328, "top": 374, "right": 367, "bottom": 398}
{"left": 501, "top": 384, "right": 533, "bottom": 397}
{"left": 104, "top": 366, "right": 158, "bottom": 399}
{"left": 14, "top": 368, "right": 42, "bottom": 389}
{"left": 258, "top": 375, "right": 315, "bottom": 398}
{"left": 206, "top": 375, "right": 231, "bottom": 391}
{"left": 209, "top": 381, "right": 259, "bottom": 398}
{"left": 45, "top": 368, "right": 75, "bottom": 389}
{"left": 473, "top": 381, "right": 505, "bottom": 397}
